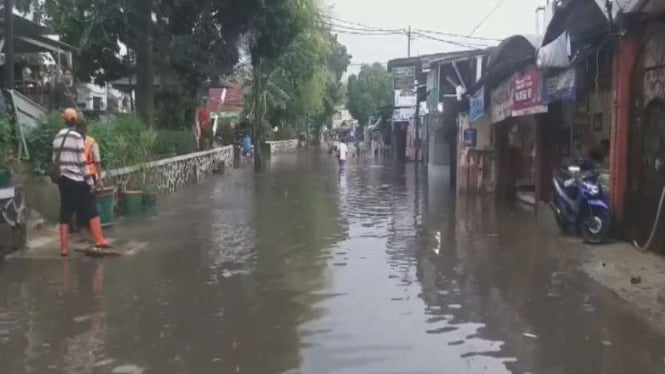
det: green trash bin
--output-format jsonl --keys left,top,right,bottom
{"left": 0, "top": 167, "right": 11, "bottom": 188}
{"left": 143, "top": 192, "right": 157, "bottom": 208}
{"left": 121, "top": 190, "right": 144, "bottom": 216}
{"left": 97, "top": 187, "right": 116, "bottom": 227}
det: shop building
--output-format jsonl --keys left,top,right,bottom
{"left": 424, "top": 50, "right": 488, "bottom": 187}
{"left": 610, "top": 1, "right": 665, "bottom": 247}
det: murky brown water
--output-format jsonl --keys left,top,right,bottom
{"left": 1, "top": 152, "right": 665, "bottom": 373}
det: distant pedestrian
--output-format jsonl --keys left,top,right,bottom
{"left": 241, "top": 132, "right": 253, "bottom": 157}
{"left": 53, "top": 108, "right": 110, "bottom": 257}
{"left": 337, "top": 140, "right": 348, "bottom": 168}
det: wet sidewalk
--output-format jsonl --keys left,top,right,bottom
{"left": 533, "top": 207, "right": 665, "bottom": 331}
{"left": 580, "top": 242, "right": 665, "bottom": 328}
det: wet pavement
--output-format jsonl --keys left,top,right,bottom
{"left": 1, "top": 152, "right": 665, "bottom": 374}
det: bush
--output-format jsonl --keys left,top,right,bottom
{"left": 273, "top": 126, "right": 296, "bottom": 141}
{"left": 26, "top": 113, "right": 158, "bottom": 175}
{"left": 88, "top": 115, "right": 156, "bottom": 170}
{"left": 25, "top": 113, "right": 65, "bottom": 175}
{"left": 0, "top": 113, "right": 15, "bottom": 164}
{"left": 216, "top": 119, "right": 235, "bottom": 146}
{"left": 154, "top": 130, "right": 196, "bottom": 157}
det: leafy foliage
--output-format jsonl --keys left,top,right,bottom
{"left": 0, "top": 113, "right": 16, "bottom": 164}
{"left": 16, "top": 0, "right": 350, "bottom": 162}
{"left": 26, "top": 113, "right": 65, "bottom": 176}
{"left": 154, "top": 130, "right": 197, "bottom": 157}
{"left": 346, "top": 63, "right": 393, "bottom": 125}
{"left": 26, "top": 113, "right": 159, "bottom": 175}
{"left": 88, "top": 115, "right": 157, "bottom": 170}
{"left": 246, "top": 1, "right": 351, "bottom": 157}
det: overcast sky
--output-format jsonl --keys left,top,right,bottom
{"left": 324, "top": 0, "right": 548, "bottom": 75}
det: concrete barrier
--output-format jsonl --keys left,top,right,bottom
{"left": 105, "top": 146, "right": 233, "bottom": 193}
{"left": 263, "top": 139, "right": 299, "bottom": 158}
{"left": 24, "top": 146, "right": 234, "bottom": 221}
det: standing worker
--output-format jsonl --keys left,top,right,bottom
{"left": 53, "top": 108, "right": 110, "bottom": 256}
{"left": 72, "top": 121, "right": 104, "bottom": 234}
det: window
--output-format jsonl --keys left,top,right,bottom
{"left": 93, "top": 97, "right": 103, "bottom": 110}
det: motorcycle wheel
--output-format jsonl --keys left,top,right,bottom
{"left": 581, "top": 208, "right": 611, "bottom": 244}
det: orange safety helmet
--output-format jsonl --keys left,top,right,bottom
{"left": 62, "top": 108, "right": 78, "bottom": 123}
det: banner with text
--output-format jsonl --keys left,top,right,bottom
{"left": 490, "top": 65, "right": 548, "bottom": 123}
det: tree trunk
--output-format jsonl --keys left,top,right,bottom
{"left": 253, "top": 64, "right": 263, "bottom": 171}
{"left": 135, "top": 0, "right": 154, "bottom": 127}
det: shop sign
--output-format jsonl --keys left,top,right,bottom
{"left": 392, "top": 107, "right": 416, "bottom": 122}
{"left": 394, "top": 89, "right": 417, "bottom": 107}
{"left": 463, "top": 128, "right": 477, "bottom": 147}
{"left": 546, "top": 67, "right": 576, "bottom": 102}
{"left": 512, "top": 66, "right": 548, "bottom": 116}
{"left": 393, "top": 66, "right": 416, "bottom": 91}
{"left": 469, "top": 87, "right": 485, "bottom": 122}
{"left": 490, "top": 77, "right": 514, "bottom": 123}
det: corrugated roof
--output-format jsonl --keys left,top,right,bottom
{"left": 425, "top": 49, "right": 488, "bottom": 68}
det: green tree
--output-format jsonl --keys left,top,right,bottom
{"left": 346, "top": 63, "right": 393, "bottom": 126}
{"left": 246, "top": 0, "right": 325, "bottom": 169}
{"left": 15, "top": 0, "right": 258, "bottom": 126}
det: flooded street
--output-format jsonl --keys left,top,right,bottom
{"left": 2, "top": 152, "right": 665, "bottom": 374}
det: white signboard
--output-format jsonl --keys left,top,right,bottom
{"left": 394, "top": 89, "right": 417, "bottom": 107}
{"left": 392, "top": 107, "right": 416, "bottom": 122}
{"left": 490, "top": 77, "right": 514, "bottom": 123}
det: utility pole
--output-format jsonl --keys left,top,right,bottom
{"left": 135, "top": 0, "right": 154, "bottom": 127}
{"left": 407, "top": 26, "right": 411, "bottom": 57}
{"left": 4, "top": 0, "right": 14, "bottom": 89}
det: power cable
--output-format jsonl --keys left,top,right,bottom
{"left": 321, "top": 12, "right": 499, "bottom": 42}
{"left": 322, "top": 22, "right": 405, "bottom": 35}
{"left": 469, "top": 0, "right": 507, "bottom": 37}
{"left": 413, "top": 28, "right": 501, "bottom": 42}
{"left": 415, "top": 32, "right": 489, "bottom": 50}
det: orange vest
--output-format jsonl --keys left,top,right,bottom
{"left": 84, "top": 137, "right": 99, "bottom": 179}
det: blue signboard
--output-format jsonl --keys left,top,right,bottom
{"left": 546, "top": 68, "right": 576, "bottom": 102}
{"left": 469, "top": 87, "right": 485, "bottom": 122}
{"left": 463, "top": 128, "right": 477, "bottom": 147}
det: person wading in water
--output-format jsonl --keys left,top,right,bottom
{"left": 53, "top": 108, "right": 110, "bottom": 256}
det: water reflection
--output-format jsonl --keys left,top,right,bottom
{"left": 0, "top": 153, "right": 664, "bottom": 373}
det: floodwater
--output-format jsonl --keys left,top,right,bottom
{"left": 1, "top": 152, "right": 665, "bottom": 374}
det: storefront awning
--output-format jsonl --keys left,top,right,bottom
{"left": 542, "top": 0, "right": 609, "bottom": 46}
{"left": 468, "top": 35, "right": 539, "bottom": 94}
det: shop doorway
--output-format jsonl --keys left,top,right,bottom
{"left": 495, "top": 119, "right": 537, "bottom": 201}
{"left": 394, "top": 121, "right": 408, "bottom": 161}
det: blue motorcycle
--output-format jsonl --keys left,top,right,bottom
{"left": 550, "top": 159, "right": 611, "bottom": 244}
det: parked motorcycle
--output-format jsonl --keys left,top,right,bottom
{"left": 550, "top": 159, "right": 611, "bottom": 244}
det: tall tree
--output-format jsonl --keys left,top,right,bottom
{"left": 346, "top": 63, "right": 393, "bottom": 126}
{"left": 247, "top": 0, "right": 318, "bottom": 170}
{"left": 15, "top": 0, "right": 257, "bottom": 126}
{"left": 134, "top": 0, "right": 154, "bottom": 126}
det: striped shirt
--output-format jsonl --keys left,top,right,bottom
{"left": 52, "top": 128, "right": 90, "bottom": 182}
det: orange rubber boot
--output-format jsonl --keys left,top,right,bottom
{"left": 89, "top": 217, "right": 111, "bottom": 248}
{"left": 59, "top": 224, "right": 69, "bottom": 257}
